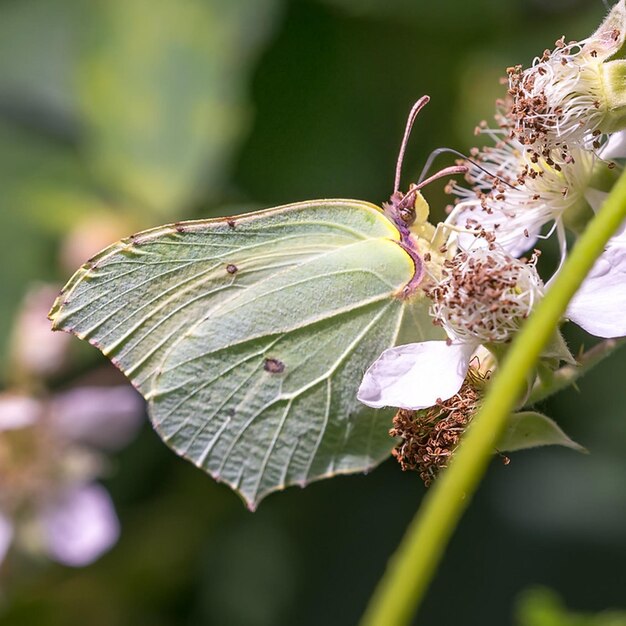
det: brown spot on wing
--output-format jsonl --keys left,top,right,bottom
{"left": 264, "top": 358, "right": 285, "bottom": 374}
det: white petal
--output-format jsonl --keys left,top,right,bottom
{"left": 50, "top": 386, "right": 144, "bottom": 450}
{"left": 584, "top": 188, "right": 608, "bottom": 214}
{"left": 567, "top": 244, "right": 626, "bottom": 338}
{"left": 0, "top": 513, "right": 14, "bottom": 565}
{"left": 599, "top": 129, "right": 626, "bottom": 160}
{"left": 357, "top": 341, "right": 475, "bottom": 410}
{"left": 452, "top": 204, "right": 540, "bottom": 257}
{"left": 40, "top": 484, "right": 120, "bottom": 567}
{"left": 0, "top": 394, "right": 42, "bottom": 431}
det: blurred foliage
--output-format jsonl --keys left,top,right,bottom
{"left": 78, "top": 0, "right": 279, "bottom": 219}
{"left": 1, "top": 0, "right": 626, "bottom": 624}
{"left": 517, "top": 588, "right": 626, "bottom": 626}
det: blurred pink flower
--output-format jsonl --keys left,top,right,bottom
{"left": 50, "top": 386, "right": 144, "bottom": 450}
{"left": 39, "top": 484, "right": 120, "bottom": 567}
{"left": 0, "top": 385, "right": 143, "bottom": 568}
{"left": 10, "top": 285, "right": 72, "bottom": 381}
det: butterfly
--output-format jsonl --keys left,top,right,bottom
{"left": 49, "top": 96, "right": 463, "bottom": 509}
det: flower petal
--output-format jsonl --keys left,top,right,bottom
{"left": 584, "top": 188, "right": 608, "bottom": 214}
{"left": 357, "top": 341, "right": 475, "bottom": 410}
{"left": 567, "top": 243, "right": 626, "bottom": 338}
{"left": 0, "top": 394, "right": 41, "bottom": 431}
{"left": 40, "top": 484, "right": 120, "bottom": 567}
{"left": 0, "top": 513, "right": 14, "bottom": 565}
{"left": 599, "top": 129, "right": 626, "bottom": 160}
{"left": 50, "top": 386, "right": 144, "bottom": 450}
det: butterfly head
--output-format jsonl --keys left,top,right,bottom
{"left": 383, "top": 185, "right": 429, "bottom": 230}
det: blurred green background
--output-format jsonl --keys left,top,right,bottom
{"left": 1, "top": 0, "right": 626, "bottom": 624}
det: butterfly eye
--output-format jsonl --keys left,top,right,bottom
{"left": 399, "top": 207, "right": 415, "bottom": 224}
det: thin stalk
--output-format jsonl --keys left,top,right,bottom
{"left": 360, "top": 168, "right": 626, "bottom": 626}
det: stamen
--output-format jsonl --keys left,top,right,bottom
{"left": 428, "top": 247, "right": 544, "bottom": 344}
{"left": 504, "top": 36, "right": 608, "bottom": 153}
{"left": 447, "top": 138, "right": 596, "bottom": 255}
{"left": 390, "top": 379, "right": 484, "bottom": 486}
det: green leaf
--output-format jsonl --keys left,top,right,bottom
{"left": 50, "top": 200, "right": 444, "bottom": 508}
{"left": 498, "top": 411, "right": 586, "bottom": 454}
{"left": 527, "top": 338, "right": 626, "bottom": 405}
{"left": 517, "top": 587, "right": 626, "bottom": 626}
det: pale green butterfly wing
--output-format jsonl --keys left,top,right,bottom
{"left": 50, "top": 200, "right": 441, "bottom": 508}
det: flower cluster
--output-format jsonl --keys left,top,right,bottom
{"left": 357, "top": 246, "right": 543, "bottom": 411}
{"left": 359, "top": 1, "right": 626, "bottom": 482}
{"left": 389, "top": 377, "right": 483, "bottom": 486}
{"left": 448, "top": 0, "right": 626, "bottom": 340}
{"left": 0, "top": 388, "right": 142, "bottom": 567}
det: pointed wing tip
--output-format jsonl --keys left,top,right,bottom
{"left": 47, "top": 297, "right": 80, "bottom": 335}
{"left": 244, "top": 497, "right": 258, "bottom": 512}
{"left": 47, "top": 296, "right": 64, "bottom": 328}
{"left": 234, "top": 479, "right": 291, "bottom": 512}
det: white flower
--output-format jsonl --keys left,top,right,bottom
{"left": 506, "top": 0, "right": 626, "bottom": 150}
{"left": 449, "top": 132, "right": 618, "bottom": 258}
{"left": 446, "top": 2, "right": 626, "bottom": 260}
{"left": 451, "top": 129, "right": 626, "bottom": 341}
{"left": 0, "top": 387, "right": 143, "bottom": 567}
{"left": 358, "top": 248, "right": 543, "bottom": 410}
{"left": 431, "top": 247, "right": 544, "bottom": 343}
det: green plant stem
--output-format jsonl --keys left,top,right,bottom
{"left": 360, "top": 168, "right": 626, "bottom": 626}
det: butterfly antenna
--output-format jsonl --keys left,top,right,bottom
{"left": 415, "top": 165, "right": 468, "bottom": 190}
{"left": 419, "top": 146, "right": 519, "bottom": 191}
{"left": 394, "top": 96, "right": 430, "bottom": 194}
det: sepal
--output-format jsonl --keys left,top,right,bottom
{"left": 498, "top": 411, "right": 586, "bottom": 453}
{"left": 585, "top": 0, "right": 626, "bottom": 61}
{"left": 540, "top": 330, "right": 577, "bottom": 365}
